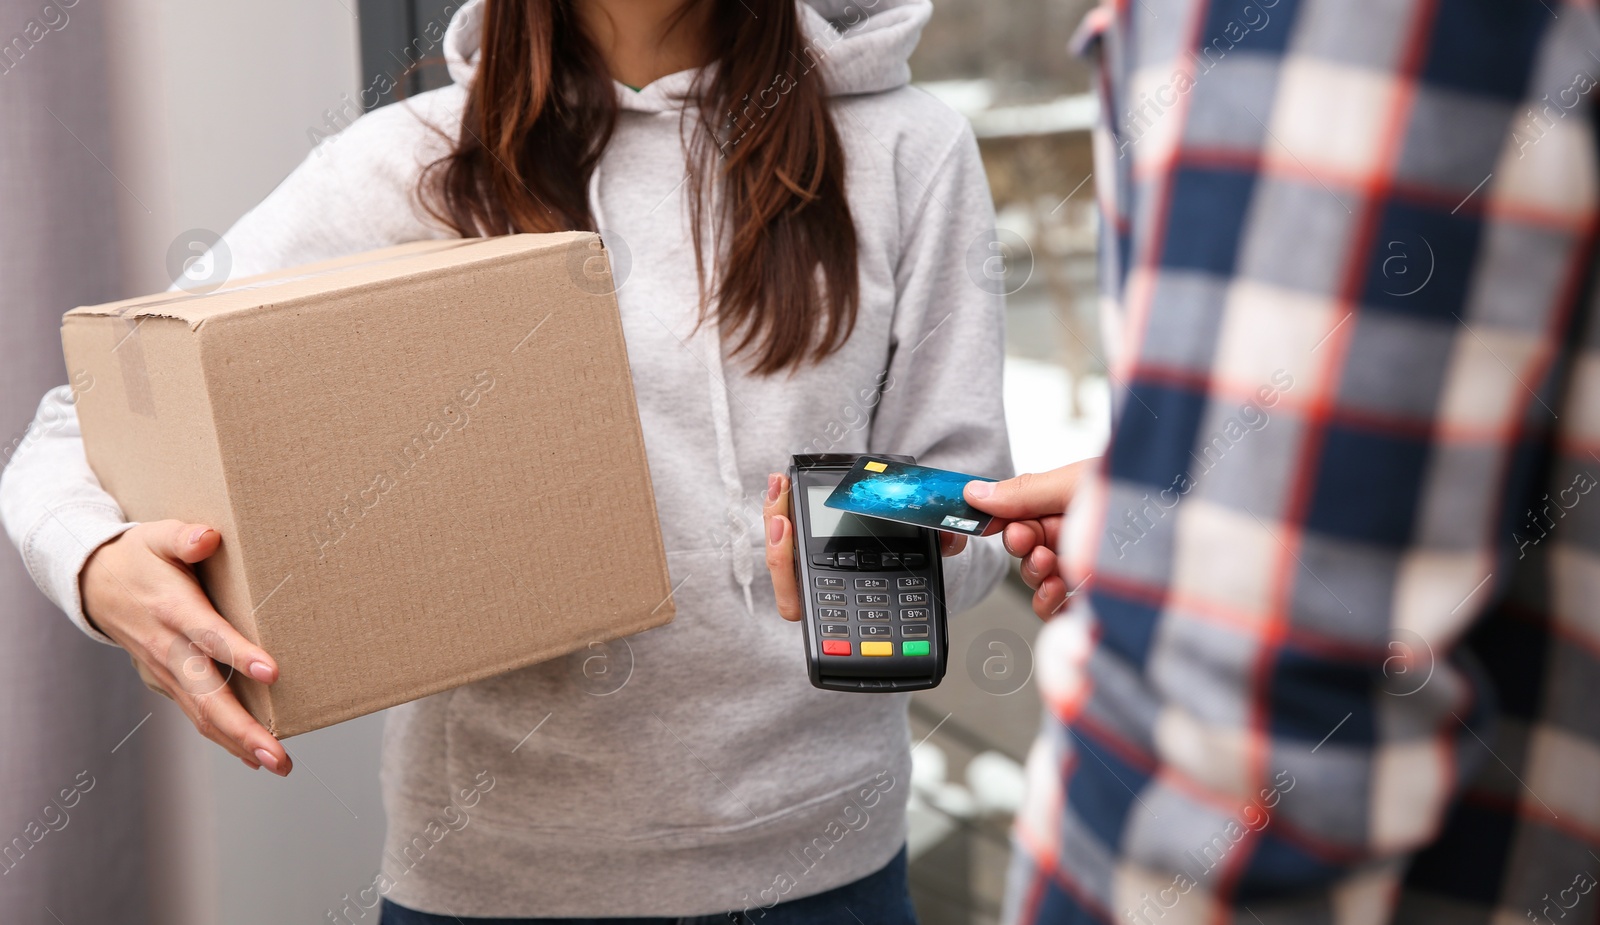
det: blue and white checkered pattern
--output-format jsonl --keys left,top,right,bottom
{"left": 1007, "top": 0, "right": 1600, "bottom": 922}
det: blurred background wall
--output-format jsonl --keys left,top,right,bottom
{"left": 1, "top": 4, "right": 383, "bottom": 925}
{"left": 0, "top": 1, "right": 152, "bottom": 922}
{"left": 0, "top": 0, "right": 1103, "bottom": 922}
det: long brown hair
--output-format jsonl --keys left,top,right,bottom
{"left": 422, "top": 0, "right": 859, "bottom": 375}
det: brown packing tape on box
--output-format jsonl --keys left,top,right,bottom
{"left": 112, "top": 317, "right": 157, "bottom": 418}
{"left": 63, "top": 233, "right": 675, "bottom": 737}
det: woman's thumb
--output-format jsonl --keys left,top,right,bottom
{"left": 151, "top": 521, "right": 222, "bottom": 565}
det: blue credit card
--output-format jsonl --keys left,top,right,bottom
{"left": 823, "top": 457, "right": 996, "bottom": 535}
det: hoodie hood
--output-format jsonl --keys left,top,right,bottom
{"left": 444, "top": 0, "right": 931, "bottom": 109}
{"left": 440, "top": 0, "right": 933, "bottom": 617}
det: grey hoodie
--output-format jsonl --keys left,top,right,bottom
{"left": 0, "top": 0, "right": 1012, "bottom": 915}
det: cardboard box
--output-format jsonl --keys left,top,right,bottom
{"left": 63, "top": 234, "right": 674, "bottom": 736}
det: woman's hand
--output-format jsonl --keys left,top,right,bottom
{"left": 762, "top": 473, "right": 967, "bottom": 622}
{"left": 963, "top": 460, "right": 1096, "bottom": 620}
{"left": 81, "top": 521, "right": 290, "bottom": 775}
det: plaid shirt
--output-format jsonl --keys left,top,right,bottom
{"left": 1006, "top": 1, "right": 1600, "bottom": 923}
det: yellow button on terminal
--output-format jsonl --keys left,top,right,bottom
{"left": 860, "top": 641, "right": 894, "bottom": 656}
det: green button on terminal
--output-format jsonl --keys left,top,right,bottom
{"left": 902, "top": 640, "right": 930, "bottom": 657}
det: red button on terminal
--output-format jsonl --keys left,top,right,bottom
{"left": 821, "top": 640, "right": 851, "bottom": 656}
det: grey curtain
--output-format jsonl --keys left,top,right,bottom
{"left": 0, "top": 2, "right": 155, "bottom": 922}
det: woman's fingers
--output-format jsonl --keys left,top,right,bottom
{"left": 189, "top": 694, "right": 288, "bottom": 776}
{"left": 186, "top": 692, "right": 286, "bottom": 774}
{"left": 164, "top": 580, "right": 279, "bottom": 684}
{"left": 938, "top": 532, "right": 967, "bottom": 558}
{"left": 131, "top": 633, "right": 286, "bottom": 772}
{"left": 763, "top": 474, "right": 803, "bottom": 622}
{"left": 161, "top": 647, "right": 290, "bottom": 775}
{"left": 82, "top": 520, "right": 289, "bottom": 774}
{"left": 143, "top": 522, "right": 281, "bottom": 685}
{"left": 766, "top": 515, "right": 801, "bottom": 621}
{"left": 130, "top": 655, "right": 172, "bottom": 700}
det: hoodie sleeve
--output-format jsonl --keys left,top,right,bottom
{"left": 1, "top": 386, "right": 133, "bottom": 644}
{"left": 215, "top": 90, "right": 458, "bottom": 279}
{"left": 0, "top": 93, "right": 454, "bottom": 643}
{"left": 868, "top": 119, "right": 1015, "bottom": 615}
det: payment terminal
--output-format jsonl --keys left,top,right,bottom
{"left": 788, "top": 454, "right": 948, "bottom": 692}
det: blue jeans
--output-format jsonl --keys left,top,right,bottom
{"left": 378, "top": 846, "right": 916, "bottom": 925}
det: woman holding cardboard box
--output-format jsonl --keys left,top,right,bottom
{"left": 0, "top": 0, "right": 1010, "bottom": 920}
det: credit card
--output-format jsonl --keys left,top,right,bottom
{"left": 823, "top": 457, "right": 996, "bottom": 535}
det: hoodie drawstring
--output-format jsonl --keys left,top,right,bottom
{"left": 587, "top": 157, "right": 756, "bottom": 616}
{"left": 703, "top": 313, "right": 756, "bottom": 615}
